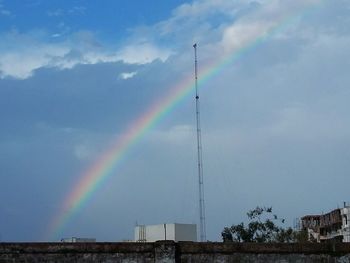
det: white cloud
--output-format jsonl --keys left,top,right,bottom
{"left": 47, "top": 6, "right": 86, "bottom": 17}
{"left": 116, "top": 43, "right": 172, "bottom": 65}
{"left": 0, "top": 1, "right": 11, "bottom": 16}
{"left": 1, "top": 0, "right": 305, "bottom": 80}
{"left": 47, "top": 9, "right": 64, "bottom": 17}
{"left": 51, "top": 33, "right": 61, "bottom": 38}
{"left": 220, "top": 21, "right": 273, "bottom": 53}
{"left": 1, "top": 9, "right": 10, "bottom": 16}
{"left": 149, "top": 125, "right": 194, "bottom": 145}
{"left": 68, "top": 6, "right": 86, "bottom": 15}
{"left": 0, "top": 45, "right": 69, "bottom": 79}
{"left": 119, "top": 71, "right": 137, "bottom": 80}
{"left": 0, "top": 32, "right": 171, "bottom": 79}
{"left": 218, "top": 0, "right": 323, "bottom": 54}
{"left": 74, "top": 144, "right": 93, "bottom": 160}
{"left": 0, "top": 0, "right": 327, "bottom": 82}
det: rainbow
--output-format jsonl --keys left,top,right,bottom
{"left": 47, "top": 1, "right": 322, "bottom": 240}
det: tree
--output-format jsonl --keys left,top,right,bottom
{"left": 222, "top": 206, "right": 303, "bottom": 243}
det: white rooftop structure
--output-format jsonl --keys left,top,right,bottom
{"left": 61, "top": 237, "right": 96, "bottom": 243}
{"left": 134, "top": 223, "right": 197, "bottom": 242}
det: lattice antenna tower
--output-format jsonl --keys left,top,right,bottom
{"left": 193, "top": 43, "right": 206, "bottom": 242}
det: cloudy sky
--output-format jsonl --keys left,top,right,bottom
{"left": 1, "top": 0, "right": 350, "bottom": 242}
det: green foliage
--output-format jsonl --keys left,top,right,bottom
{"left": 222, "top": 206, "right": 303, "bottom": 243}
{"left": 292, "top": 229, "right": 310, "bottom": 243}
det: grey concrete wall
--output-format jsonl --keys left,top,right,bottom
{"left": 2, "top": 241, "right": 350, "bottom": 262}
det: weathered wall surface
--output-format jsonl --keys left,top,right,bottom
{"left": 2, "top": 241, "right": 350, "bottom": 263}
{"left": 177, "top": 242, "right": 350, "bottom": 262}
{"left": 0, "top": 242, "right": 158, "bottom": 263}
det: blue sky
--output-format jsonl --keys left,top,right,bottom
{"left": 1, "top": 0, "right": 350, "bottom": 242}
{"left": 0, "top": 1, "right": 188, "bottom": 37}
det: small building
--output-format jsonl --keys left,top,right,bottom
{"left": 61, "top": 237, "right": 96, "bottom": 243}
{"left": 134, "top": 223, "right": 197, "bottom": 242}
{"left": 300, "top": 203, "right": 350, "bottom": 243}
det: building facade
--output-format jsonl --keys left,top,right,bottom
{"left": 300, "top": 215, "right": 320, "bottom": 242}
{"left": 301, "top": 203, "right": 350, "bottom": 242}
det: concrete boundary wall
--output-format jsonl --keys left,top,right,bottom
{"left": 2, "top": 241, "right": 350, "bottom": 262}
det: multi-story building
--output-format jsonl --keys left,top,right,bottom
{"left": 300, "top": 215, "right": 320, "bottom": 242}
{"left": 301, "top": 203, "right": 350, "bottom": 243}
{"left": 319, "top": 208, "right": 343, "bottom": 242}
{"left": 341, "top": 206, "right": 350, "bottom": 242}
